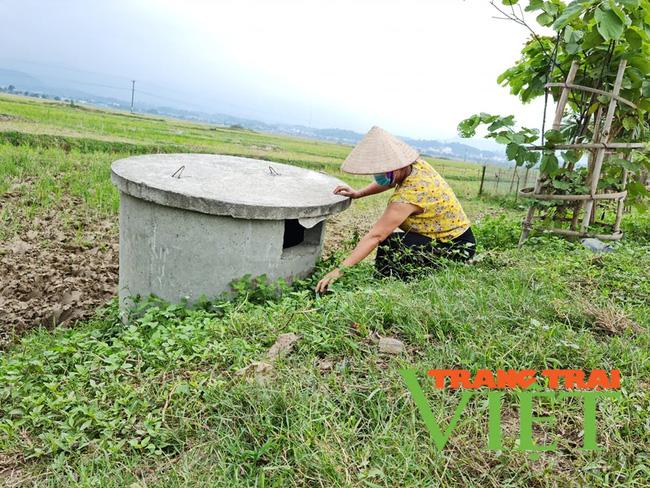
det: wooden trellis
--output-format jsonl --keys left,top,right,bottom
{"left": 518, "top": 60, "right": 647, "bottom": 245}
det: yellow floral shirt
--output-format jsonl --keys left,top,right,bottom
{"left": 388, "top": 159, "right": 470, "bottom": 241}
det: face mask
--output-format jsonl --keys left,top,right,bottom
{"left": 373, "top": 171, "right": 394, "bottom": 186}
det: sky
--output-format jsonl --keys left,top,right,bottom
{"left": 0, "top": 0, "right": 550, "bottom": 144}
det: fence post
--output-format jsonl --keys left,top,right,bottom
{"left": 495, "top": 173, "right": 500, "bottom": 194}
{"left": 478, "top": 165, "right": 486, "bottom": 196}
{"left": 523, "top": 167, "right": 530, "bottom": 189}
{"left": 508, "top": 167, "right": 518, "bottom": 194}
{"left": 515, "top": 176, "right": 520, "bottom": 202}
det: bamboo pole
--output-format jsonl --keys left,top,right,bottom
{"left": 613, "top": 168, "right": 629, "bottom": 233}
{"left": 519, "top": 61, "right": 580, "bottom": 246}
{"left": 518, "top": 190, "right": 626, "bottom": 201}
{"left": 547, "top": 228, "right": 623, "bottom": 240}
{"left": 526, "top": 142, "right": 648, "bottom": 150}
{"left": 581, "top": 60, "right": 627, "bottom": 232}
{"left": 544, "top": 82, "right": 637, "bottom": 109}
{"left": 578, "top": 106, "right": 604, "bottom": 224}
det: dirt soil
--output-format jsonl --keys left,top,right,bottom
{"left": 0, "top": 191, "right": 118, "bottom": 348}
{"left": 1, "top": 190, "right": 375, "bottom": 346}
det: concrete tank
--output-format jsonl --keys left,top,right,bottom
{"left": 111, "top": 154, "right": 350, "bottom": 311}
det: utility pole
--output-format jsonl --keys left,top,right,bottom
{"left": 130, "top": 80, "right": 136, "bottom": 113}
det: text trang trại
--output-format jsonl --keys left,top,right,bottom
{"left": 400, "top": 369, "right": 621, "bottom": 457}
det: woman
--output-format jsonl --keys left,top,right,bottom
{"left": 315, "top": 126, "right": 475, "bottom": 293}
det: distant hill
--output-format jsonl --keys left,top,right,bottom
{"left": 0, "top": 68, "right": 44, "bottom": 91}
{"left": 0, "top": 67, "right": 508, "bottom": 164}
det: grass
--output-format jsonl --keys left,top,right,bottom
{"left": 0, "top": 92, "right": 514, "bottom": 191}
{"left": 0, "top": 93, "right": 518, "bottom": 242}
{"left": 1, "top": 241, "right": 648, "bottom": 487}
{"left": 0, "top": 95, "right": 649, "bottom": 487}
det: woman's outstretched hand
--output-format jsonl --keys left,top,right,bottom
{"left": 315, "top": 268, "right": 342, "bottom": 294}
{"left": 333, "top": 185, "right": 359, "bottom": 198}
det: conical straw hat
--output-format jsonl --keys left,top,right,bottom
{"left": 341, "top": 126, "right": 419, "bottom": 174}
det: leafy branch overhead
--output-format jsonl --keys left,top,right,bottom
{"left": 459, "top": 0, "right": 650, "bottom": 204}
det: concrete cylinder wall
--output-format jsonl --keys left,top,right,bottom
{"left": 118, "top": 193, "right": 325, "bottom": 308}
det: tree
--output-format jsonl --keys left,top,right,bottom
{"left": 459, "top": 0, "right": 650, "bottom": 209}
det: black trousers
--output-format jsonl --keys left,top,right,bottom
{"left": 375, "top": 227, "right": 476, "bottom": 279}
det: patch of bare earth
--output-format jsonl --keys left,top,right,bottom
{"left": 323, "top": 201, "right": 382, "bottom": 257}
{"left": 0, "top": 184, "right": 373, "bottom": 345}
{"left": 0, "top": 113, "right": 25, "bottom": 122}
{"left": 0, "top": 190, "right": 118, "bottom": 347}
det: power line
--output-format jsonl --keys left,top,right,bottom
{"left": 58, "top": 79, "right": 129, "bottom": 92}
{"left": 11, "top": 72, "right": 283, "bottom": 121}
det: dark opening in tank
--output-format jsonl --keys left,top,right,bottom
{"left": 283, "top": 219, "right": 305, "bottom": 249}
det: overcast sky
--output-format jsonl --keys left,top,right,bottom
{"left": 1, "top": 0, "right": 549, "bottom": 143}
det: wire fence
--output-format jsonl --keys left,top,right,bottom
{"left": 478, "top": 166, "right": 539, "bottom": 198}
{"left": 434, "top": 162, "right": 539, "bottom": 199}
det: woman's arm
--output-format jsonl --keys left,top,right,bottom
{"left": 333, "top": 181, "right": 393, "bottom": 199}
{"left": 315, "top": 202, "right": 419, "bottom": 293}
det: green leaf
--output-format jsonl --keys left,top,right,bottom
{"left": 642, "top": 80, "right": 650, "bottom": 98}
{"left": 553, "top": 3, "right": 585, "bottom": 29}
{"left": 526, "top": 151, "right": 541, "bottom": 167}
{"left": 541, "top": 152, "right": 560, "bottom": 175}
{"left": 625, "top": 27, "right": 643, "bottom": 50}
{"left": 543, "top": 2, "right": 559, "bottom": 16}
{"left": 487, "top": 115, "right": 515, "bottom": 131}
{"left": 619, "top": 0, "right": 639, "bottom": 7}
{"left": 526, "top": 0, "right": 544, "bottom": 11}
{"left": 537, "top": 12, "right": 554, "bottom": 26}
{"left": 566, "top": 42, "right": 581, "bottom": 54}
{"left": 564, "top": 25, "right": 585, "bottom": 43}
{"left": 622, "top": 117, "right": 637, "bottom": 131}
{"left": 594, "top": 7, "right": 625, "bottom": 41}
{"left": 510, "top": 132, "right": 526, "bottom": 144}
{"left": 581, "top": 27, "right": 604, "bottom": 50}
{"left": 506, "top": 142, "right": 520, "bottom": 160}
{"left": 629, "top": 55, "right": 650, "bottom": 75}
{"left": 544, "top": 129, "right": 565, "bottom": 144}
{"left": 564, "top": 25, "right": 574, "bottom": 41}
{"left": 457, "top": 115, "right": 480, "bottom": 138}
{"left": 552, "top": 179, "right": 572, "bottom": 190}
{"left": 495, "top": 132, "right": 513, "bottom": 144}
{"left": 609, "top": 156, "right": 640, "bottom": 171}
{"left": 479, "top": 112, "right": 499, "bottom": 123}
{"left": 562, "top": 149, "right": 582, "bottom": 164}
{"left": 627, "top": 181, "right": 649, "bottom": 196}
{"left": 627, "top": 66, "right": 644, "bottom": 88}
{"left": 608, "top": 0, "right": 631, "bottom": 26}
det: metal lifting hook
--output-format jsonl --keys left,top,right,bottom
{"left": 171, "top": 165, "right": 185, "bottom": 178}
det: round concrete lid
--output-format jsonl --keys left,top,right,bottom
{"left": 111, "top": 154, "right": 351, "bottom": 220}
